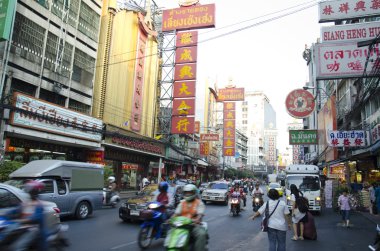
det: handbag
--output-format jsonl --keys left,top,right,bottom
{"left": 261, "top": 200, "right": 280, "bottom": 232}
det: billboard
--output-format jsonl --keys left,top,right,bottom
{"left": 315, "top": 42, "right": 380, "bottom": 79}
{"left": 321, "top": 21, "right": 380, "bottom": 43}
{"left": 162, "top": 4, "right": 216, "bottom": 31}
{"left": 218, "top": 88, "right": 244, "bottom": 101}
{"left": 0, "top": 0, "right": 16, "bottom": 41}
{"left": 319, "top": 0, "right": 380, "bottom": 23}
{"left": 289, "top": 130, "right": 318, "bottom": 145}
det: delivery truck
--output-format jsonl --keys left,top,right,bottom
{"left": 7, "top": 160, "right": 104, "bottom": 219}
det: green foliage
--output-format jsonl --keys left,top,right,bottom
{"left": 103, "top": 165, "right": 114, "bottom": 185}
{"left": 0, "top": 161, "right": 25, "bottom": 182}
{"left": 223, "top": 168, "right": 254, "bottom": 179}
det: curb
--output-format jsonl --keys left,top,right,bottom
{"left": 357, "top": 211, "right": 380, "bottom": 225}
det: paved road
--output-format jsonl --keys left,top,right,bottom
{"left": 62, "top": 194, "right": 376, "bottom": 251}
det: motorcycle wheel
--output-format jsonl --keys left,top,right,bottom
{"left": 138, "top": 226, "right": 153, "bottom": 249}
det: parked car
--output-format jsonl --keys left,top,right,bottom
{"left": 119, "top": 184, "right": 181, "bottom": 222}
{"left": 6, "top": 160, "right": 104, "bottom": 220}
{"left": 267, "top": 182, "right": 284, "bottom": 196}
{"left": 0, "top": 183, "right": 61, "bottom": 233}
{"left": 201, "top": 181, "right": 229, "bottom": 205}
{"left": 199, "top": 183, "right": 209, "bottom": 194}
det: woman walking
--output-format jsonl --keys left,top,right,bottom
{"left": 251, "top": 189, "right": 292, "bottom": 251}
{"left": 290, "top": 184, "right": 308, "bottom": 240}
{"left": 338, "top": 189, "right": 351, "bottom": 227}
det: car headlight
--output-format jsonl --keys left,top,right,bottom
{"left": 286, "top": 196, "right": 291, "bottom": 201}
{"left": 316, "top": 197, "right": 321, "bottom": 201}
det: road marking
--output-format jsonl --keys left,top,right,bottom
{"left": 111, "top": 241, "right": 137, "bottom": 250}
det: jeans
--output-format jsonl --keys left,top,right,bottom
{"left": 192, "top": 225, "right": 207, "bottom": 251}
{"left": 267, "top": 227, "right": 286, "bottom": 251}
{"left": 341, "top": 210, "right": 350, "bottom": 221}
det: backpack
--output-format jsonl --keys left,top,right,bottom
{"left": 296, "top": 196, "right": 309, "bottom": 213}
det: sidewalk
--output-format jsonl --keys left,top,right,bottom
{"left": 358, "top": 210, "right": 380, "bottom": 225}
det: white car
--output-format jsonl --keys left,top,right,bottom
{"left": 201, "top": 182, "right": 229, "bottom": 205}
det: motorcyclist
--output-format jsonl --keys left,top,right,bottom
{"left": 153, "top": 182, "right": 174, "bottom": 217}
{"left": 9, "top": 180, "right": 48, "bottom": 251}
{"left": 172, "top": 184, "right": 207, "bottom": 251}
{"left": 105, "top": 176, "right": 117, "bottom": 203}
{"left": 230, "top": 183, "right": 244, "bottom": 209}
{"left": 252, "top": 183, "right": 264, "bottom": 196}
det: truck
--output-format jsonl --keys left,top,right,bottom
{"left": 268, "top": 174, "right": 277, "bottom": 183}
{"left": 283, "top": 164, "right": 322, "bottom": 213}
{"left": 6, "top": 160, "right": 104, "bottom": 219}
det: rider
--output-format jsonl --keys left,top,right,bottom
{"left": 9, "top": 180, "right": 48, "bottom": 251}
{"left": 153, "top": 182, "right": 173, "bottom": 216}
{"left": 230, "top": 183, "right": 245, "bottom": 209}
{"left": 106, "top": 176, "right": 117, "bottom": 203}
{"left": 172, "top": 184, "right": 207, "bottom": 251}
{"left": 252, "top": 183, "right": 264, "bottom": 196}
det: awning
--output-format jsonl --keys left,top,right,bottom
{"left": 197, "top": 159, "right": 209, "bottom": 166}
{"left": 371, "top": 140, "right": 380, "bottom": 154}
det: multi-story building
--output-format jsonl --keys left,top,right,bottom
{"left": 236, "top": 91, "right": 277, "bottom": 173}
{"left": 0, "top": 0, "right": 103, "bottom": 162}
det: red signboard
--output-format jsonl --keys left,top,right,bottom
{"left": 194, "top": 121, "right": 200, "bottom": 134}
{"left": 174, "top": 63, "right": 197, "bottom": 81}
{"left": 218, "top": 88, "right": 245, "bottom": 101}
{"left": 176, "top": 31, "right": 198, "bottom": 47}
{"left": 223, "top": 148, "right": 235, "bottom": 157}
{"left": 162, "top": 4, "right": 216, "bottom": 32}
{"left": 200, "top": 133, "right": 219, "bottom": 141}
{"left": 200, "top": 142, "right": 210, "bottom": 156}
{"left": 173, "top": 81, "right": 196, "bottom": 98}
{"left": 223, "top": 120, "right": 236, "bottom": 130}
{"left": 285, "top": 89, "right": 316, "bottom": 119}
{"left": 223, "top": 138, "right": 235, "bottom": 148}
{"left": 223, "top": 102, "right": 235, "bottom": 111}
{"left": 171, "top": 116, "right": 195, "bottom": 134}
{"left": 223, "top": 110, "right": 235, "bottom": 120}
{"left": 172, "top": 98, "right": 196, "bottom": 116}
{"left": 175, "top": 46, "right": 198, "bottom": 64}
{"left": 223, "top": 128, "right": 235, "bottom": 139}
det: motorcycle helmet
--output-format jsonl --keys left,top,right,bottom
{"left": 159, "top": 181, "right": 169, "bottom": 192}
{"left": 24, "top": 180, "right": 45, "bottom": 199}
{"left": 108, "top": 176, "right": 115, "bottom": 183}
{"left": 183, "top": 184, "right": 197, "bottom": 201}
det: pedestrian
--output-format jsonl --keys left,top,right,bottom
{"left": 250, "top": 189, "right": 292, "bottom": 251}
{"left": 369, "top": 182, "right": 377, "bottom": 214}
{"left": 338, "top": 189, "right": 351, "bottom": 227}
{"left": 289, "top": 184, "right": 308, "bottom": 240}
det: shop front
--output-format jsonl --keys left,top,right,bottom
{"left": 4, "top": 92, "right": 103, "bottom": 162}
{"left": 102, "top": 125, "right": 165, "bottom": 191}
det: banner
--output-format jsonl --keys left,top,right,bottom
{"left": 327, "top": 130, "right": 367, "bottom": 147}
{"left": 200, "top": 142, "right": 210, "bottom": 156}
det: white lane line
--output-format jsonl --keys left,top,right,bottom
{"left": 111, "top": 241, "right": 137, "bottom": 250}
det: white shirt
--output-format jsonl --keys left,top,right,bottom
{"left": 258, "top": 199, "right": 290, "bottom": 231}
{"left": 142, "top": 177, "right": 149, "bottom": 186}
{"left": 253, "top": 188, "right": 264, "bottom": 195}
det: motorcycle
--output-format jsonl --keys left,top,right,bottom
{"left": 230, "top": 192, "right": 241, "bottom": 216}
{"left": 103, "top": 188, "right": 120, "bottom": 208}
{"left": 0, "top": 216, "right": 69, "bottom": 250}
{"left": 138, "top": 202, "right": 169, "bottom": 249}
{"left": 164, "top": 216, "right": 208, "bottom": 251}
{"left": 252, "top": 194, "right": 264, "bottom": 212}
{"left": 249, "top": 185, "right": 254, "bottom": 195}
{"left": 368, "top": 224, "right": 380, "bottom": 251}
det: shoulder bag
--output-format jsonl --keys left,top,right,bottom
{"left": 261, "top": 200, "right": 280, "bottom": 232}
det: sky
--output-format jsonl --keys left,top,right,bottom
{"left": 154, "top": 0, "right": 327, "bottom": 152}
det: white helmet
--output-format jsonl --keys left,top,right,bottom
{"left": 183, "top": 184, "right": 197, "bottom": 201}
{"left": 108, "top": 176, "right": 115, "bottom": 183}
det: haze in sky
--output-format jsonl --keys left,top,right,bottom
{"left": 154, "top": 0, "right": 325, "bottom": 152}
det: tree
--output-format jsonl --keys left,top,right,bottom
{"left": 0, "top": 161, "right": 25, "bottom": 182}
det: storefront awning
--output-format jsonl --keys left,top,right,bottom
{"left": 197, "top": 159, "right": 209, "bottom": 166}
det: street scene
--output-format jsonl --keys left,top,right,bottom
{"left": 1, "top": 0, "right": 380, "bottom": 251}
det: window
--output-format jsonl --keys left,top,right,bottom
{"left": 56, "top": 180, "right": 67, "bottom": 195}
{"left": 242, "top": 101, "right": 248, "bottom": 105}
{"left": 40, "top": 180, "right": 55, "bottom": 194}
{"left": 242, "top": 114, "right": 247, "bottom": 118}
{"left": 0, "top": 188, "right": 21, "bottom": 208}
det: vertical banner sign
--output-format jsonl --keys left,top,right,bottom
{"left": 223, "top": 102, "right": 236, "bottom": 157}
{"left": 194, "top": 121, "right": 200, "bottom": 134}
{"left": 0, "top": 0, "right": 16, "bottom": 41}
{"left": 131, "top": 30, "right": 147, "bottom": 132}
{"left": 200, "top": 142, "right": 210, "bottom": 156}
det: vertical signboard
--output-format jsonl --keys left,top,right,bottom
{"left": 223, "top": 101, "right": 235, "bottom": 156}
{"left": 0, "top": 0, "right": 16, "bottom": 41}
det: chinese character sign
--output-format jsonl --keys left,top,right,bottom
{"left": 194, "top": 121, "right": 200, "bottom": 134}
{"left": 175, "top": 46, "right": 198, "bottom": 64}
{"left": 174, "top": 63, "right": 197, "bottom": 81}
{"left": 315, "top": 42, "right": 380, "bottom": 79}
{"left": 200, "top": 142, "right": 210, "bottom": 156}
{"left": 172, "top": 98, "right": 196, "bottom": 116}
{"left": 327, "top": 130, "right": 367, "bottom": 147}
{"left": 171, "top": 116, "right": 195, "bottom": 134}
{"left": 176, "top": 31, "right": 198, "bottom": 47}
{"left": 319, "top": 0, "right": 380, "bottom": 23}
{"left": 372, "top": 124, "right": 380, "bottom": 143}
{"left": 173, "top": 81, "right": 196, "bottom": 98}
{"left": 285, "top": 89, "right": 315, "bottom": 118}
{"left": 223, "top": 101, "right": 236, "bottom": 157}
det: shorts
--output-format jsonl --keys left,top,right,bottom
{"left": 341, "top": 210, "right": 350, "bottom": 221}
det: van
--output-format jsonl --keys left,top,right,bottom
{"left": 6, "top": 160, "right": 104, "bottom": 220}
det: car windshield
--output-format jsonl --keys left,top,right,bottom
{"left": 5, "top": 179, "right": 31, "bottom": 190}
{"left": 269, "top": 183, "right": 281, "bottom": 189}
{"left": 209, "top": 183, "right": 228, "bottom": 190}
{"left": 287, "top": 176, "right": 320, "bottom": 191}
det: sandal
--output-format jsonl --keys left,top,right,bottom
{"left": 299, "top": 236, "right": 304, "bottom": 240}
{"left": 291, "top": 236, "right": 298, "bottom": 241}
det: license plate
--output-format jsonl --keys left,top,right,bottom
{"left": 210, "top": 197, "right": 215, "bottom": 200}
{"left": 130, "top": 210, "right": 140, "bottom": 216}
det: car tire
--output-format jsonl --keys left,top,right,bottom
{"left": 122, "top": 218, "right": 131, "bottom": 223}
{"left": 75, "top": 201, "right": 91, "bottom": 220}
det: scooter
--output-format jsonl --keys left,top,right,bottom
{"left": 138, "top": 202, "right": 169, "bottom": 249}
{"left": 103, "top": 188, "right": 120, "bottom": 208}
{"left": 368, "top": 224, "right": 380, "bottom": 251}
{"left": 164, "top": 216, "right": 208, "bottom": 251}
{"left": 0, "top": 216, "right": 69, "bottom": 250}
{"left": 230, "top": 192, "right": 241, "bottom": 216}
{"left": 252, "top": 194, "right": 264, "bottom": 212}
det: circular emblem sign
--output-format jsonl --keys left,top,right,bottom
{"left": 285, "top": 89, "right": 315, "bottom": 118}
{"left": 179, "top": 0, "right": 199, "bottom": 7}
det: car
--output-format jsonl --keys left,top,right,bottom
{"left": 267, "top": 182, "right": 284, "bottom": 196}
{"left": 119, "top": 183, "right": 181, "bottom": 222}
{"left": 199, "top": 183, "right": 209, "bottom": 194}
{"left": 0, "top": 183, "right": 61, "bottom": 233}
{"left": 201, "top": 181, "right": 229, "bottom": 205}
